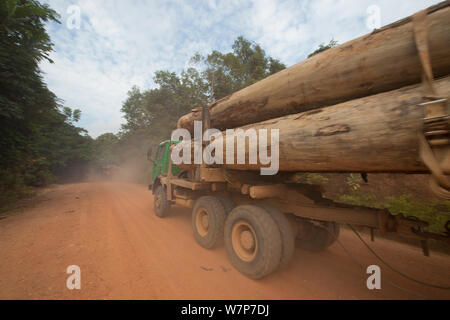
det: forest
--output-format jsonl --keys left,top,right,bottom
{"left": 0, "top": 0, "right": 94, "bottom": 207}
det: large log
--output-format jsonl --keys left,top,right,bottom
{"left": 175, "top": 76, "right": 450, "bottom": 173}
{"left": 178, "top": 2, "right": 450, "bottom": 133}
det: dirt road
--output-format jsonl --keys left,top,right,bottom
{"left": 0, "top": 182, "right": 449, "bottom": 299}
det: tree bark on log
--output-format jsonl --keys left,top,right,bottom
{"left": 177, "top": 2, "right": 450, "bottom": 133}
{"left": 176, "top": 76, "right": 450, "bottom": 173}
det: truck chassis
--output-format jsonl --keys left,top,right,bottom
{"left": 150, "top": 160, "right": 449, "bottom": 279}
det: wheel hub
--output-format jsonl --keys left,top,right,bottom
{"left": 201, "top": 215, "right": 209, "bottom": 229}
{"left": 231, "top": 221, "right": 258, "bottom": 262}
{"left": 240, "top": 231, "right": 255, "bottom": 250}
{"left": 155, "top": 195, "right": 161, "bottom": 209}
{"left": 195, "top": 209, "right": 209, "bottom": 237}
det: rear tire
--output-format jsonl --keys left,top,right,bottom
{"left": 154, "top": 185, "right": 170, "bottom": 218}
{"left": 217, "top": 196, "right": 235, "bottom": 214}
{"left": 192, "top": 196, "right": 227, "bottom": 249}
{"left": 259, "top": 206, "right": 295, "bottom": 269}
{"left": 295, "top": 220, "right": 340, "bottom": 252}
{"left": 224, "top": 205, "right": 282, "bottom": 279}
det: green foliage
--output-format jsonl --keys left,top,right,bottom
{"left": 120, "top": 68, "right": 209, "bottom": 145}
{"left": 338, "top": 193, "right": 380, "bottom": 208}
{"left": 94, "top": 133, "right": 119, "bottom": 166}
{"left": 305, "top": 173, "right": 329, "bottom": 185}
{"left": 0, "top": 169, "right": 35, "bottom": 211}
{"left": 0, "top": 0, "right": 60, "bottom": 119}
{"left": 338, "top": 193, "right": 450, "bottom": 235}
{"left": 191, "top": 36, "right": 286, "bottom": 101}
{"left": 0, "top": 1, "right": 94, "bottom": 209}
{"left": 0, "top": 0, "right": 60, "bottom": 63}
{"left": 307, "top": 39, "right": 338, "bottom": 58}
{"left": 295, "top": 173, "right": 329, "bottom": 185}
{"left": 384, "top": 195, "right": 450, "bottom": 235}
{"left": 346, "top": 173, "right": 361, "bottom": 191}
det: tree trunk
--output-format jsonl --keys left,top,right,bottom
{"left": 176, "top": 76, "right": 450, "bottom": 173}
{"left": 177, "top": 2, "right": 450, "bottom": 133}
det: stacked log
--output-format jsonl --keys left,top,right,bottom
{"left": 176, "top": 77, "right": 450, "bottom": 173}
{"left": 177, "top": 1, "right": 450, "bottom": 134}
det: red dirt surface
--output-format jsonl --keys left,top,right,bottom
{"left": 0, "top": 182, "right": 449, "bottom": 300}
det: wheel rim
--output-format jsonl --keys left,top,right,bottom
{"left": 195, "top": 208, "right": 209, "bottom": 237}
{"left": 231, "top": 220, "right": 258, "bottom": 262}
{"left": 155, "top": 193, "right": 161, "bottom": 210}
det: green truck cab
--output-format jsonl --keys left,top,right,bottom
{"left": 148, "top": 140, "right": 181, "bottom": 192}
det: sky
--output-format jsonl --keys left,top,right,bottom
{"left": 39, "top": 0, "right": 441, "bottom": 138}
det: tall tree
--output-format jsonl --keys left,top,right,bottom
{"left": 192, "top": 36, "right": 286, "bottom": 101}
{"left": 94, "top": 133, "right": 119, "bottom": 166}
{"left": 120, "top": 68, "right": 209, "bottom": 146}
{"left": 0, "top": 1, "right": 94, "bottom": 206}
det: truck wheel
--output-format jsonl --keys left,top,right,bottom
{"left": 192, "top": 196, "right": 227, "bottom": 249}
{"left": 154, "top": 185, "right": 170, "bottom": 218}
{"left": 224, "top": 205, "right": 282, "bottom": 279}
{"left": 259, "top": 206, "right": 295, "bottom": 269}
{"left": 295, "top": 220, "right": 340, "bottom": 252}
{"left": 217, "top": 196, "right": 235, "bottom": 214}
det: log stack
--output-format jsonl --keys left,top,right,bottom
{"left": 212, "top": 77, "right": 450, "bottom": 173}
{"left": 175, "top": 1, "right": 450, "bottom": 175}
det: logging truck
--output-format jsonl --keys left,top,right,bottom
{"left": 147, "top": 2, "right": 450, "bottom": 279}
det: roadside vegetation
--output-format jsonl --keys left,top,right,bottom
{"left": 0, "top": 0, "right": 94, "bottom": 210}
{"left": 336, "top": 177, "right": 450, "bottom": 235}
{"left": 294, "top": 172, "right": 449, "bottom": 235}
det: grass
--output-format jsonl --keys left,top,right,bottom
{"left": 295, "top": 173, "right": 329, "bottom": 185}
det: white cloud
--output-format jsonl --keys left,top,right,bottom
{"left": 40, "top": 0, "right": 441, "bottom": 138}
